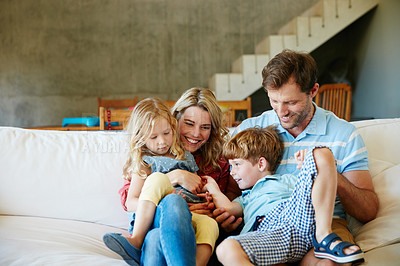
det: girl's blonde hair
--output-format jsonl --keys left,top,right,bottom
{"left": 171, "top": 88, "right": 229, "bottom": 172}
{"left": 123, "top": 98, "right": 185, "bottom": 180}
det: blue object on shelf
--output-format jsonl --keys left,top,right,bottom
{"left": 62, "top": 117, "right": 100, "bottom": 127}
{"left": 106, "top": 122, "right": 119, "bottom": 126}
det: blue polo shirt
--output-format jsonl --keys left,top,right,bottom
{"left": 233, "top": 104, "right": 369, "bottom": 219}
{"left": 234, "top": 174, "right": 297, "bottom": 234}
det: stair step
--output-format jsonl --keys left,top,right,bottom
{"left": 255, "top": 35, "right": 297, "bottom": 58}
{"left": 210, "top": 71, "right": 264, "bottom": 101}
{"left": 232, "top": 54, "right": 270, "bottom": 75}
{"left": 210, "top": 0, "right": 379, "bottom": 101}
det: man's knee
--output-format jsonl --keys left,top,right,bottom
{"left": 332, "top": 218, "right": 355, "bottom": 243}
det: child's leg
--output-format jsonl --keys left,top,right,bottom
{"left": 196, "top": 244, "right": 212, "bottom": 266}
{"left": 129, "top": 172, "right": 174, "bottom": 249}
{"left": 217, "top": 239, "right": 288, "bottom": 266}
{"left": 311, "top": 148, "right": 337, "bottom": 242}
{"left": 216, "top": 239, "right": 253, "bottom": 266}
{"left": 191, "top": 212, "right": 219, "bottom": 266}
{"left": 311, "top": 148, "right": 361, "bottom": 255}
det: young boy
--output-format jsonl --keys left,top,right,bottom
{"left": 204, "top": 126, "right": 364, "bottom": 265}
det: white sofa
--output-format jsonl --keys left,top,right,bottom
{"left": 1, "top": 118, "right": 400, "bottom": 265}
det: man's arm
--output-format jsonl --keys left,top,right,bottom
{"left": 338, "top": 170, "right": 378, "bottom": 223}
{"left": 213, "top": 208, "right": 243, "bottom": 232}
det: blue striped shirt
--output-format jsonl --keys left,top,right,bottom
{"left": 233, "top": 104, "right": 369, "bottom": 219}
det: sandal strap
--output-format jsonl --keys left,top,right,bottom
{"left": 316, "top": 232, "right": 341, "bottom": 250}
{"left": 332, "top": 241, "right": 358, "bottom": 255}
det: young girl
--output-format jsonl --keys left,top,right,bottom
{"left": 103, "top": 98, "right": 218, "bottom": 266}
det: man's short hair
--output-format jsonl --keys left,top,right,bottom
{"left": 262, "top": 49, "right": 318, "bottom": 94}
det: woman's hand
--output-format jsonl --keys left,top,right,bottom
{"left": 166, "top": 169, "right": 203, "bottom": 193}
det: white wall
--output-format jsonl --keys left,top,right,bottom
{"left": 0, "top": 0, "right": 318, "bottom": 127}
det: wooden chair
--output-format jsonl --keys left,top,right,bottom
{"left": 315, "top": 83, "right": 352, "bottom": 121}
{"left": 97, "top": 97, "right": 139, "bottom": 111}
{"left": 218, "top": 97, "right": 252, "bottom": 127}
{"left": 163, "top": 101, "right": 177, "bottom": 109}
{"left": 99, "top": 107, "right": 132, "bottom": 130}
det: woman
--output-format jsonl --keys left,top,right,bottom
{"left": 169, "top": 87, "right": 240, "bottom": 202}
{"left": 106, "top": 88, "right": 240, "bottom": 265}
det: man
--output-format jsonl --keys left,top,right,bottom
{"left": 216, "top": 49, "right": 378, "bottom": 265}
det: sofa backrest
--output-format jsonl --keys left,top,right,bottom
{"left": 348, "top": 118, "right": 400, "bottom": 251}
{"left": 352, "top": 119, "right": 400, "bottom": 175}
{"left": 0, "top": 127, "right": 129, "bottom": 229}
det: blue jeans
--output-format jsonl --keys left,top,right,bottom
{"left": 128, "top": 193, "right": 196, "bottom": 266}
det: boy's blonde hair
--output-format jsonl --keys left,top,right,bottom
{"left": 123, "top": 98, "right": 185, "bottom": 179}
{"left": 171, "top": 87, "right": 229, "bottom": 172}
{"left": 223, "top": 125, "right": 283, "bottom": 174}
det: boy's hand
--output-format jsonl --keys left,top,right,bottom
{"left": 294, "top": 149, "right": 308, "bottom": 169}
{"left": 202, "top": 175, "right": 220, "bottom": 194}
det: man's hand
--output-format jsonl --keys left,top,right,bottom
{"left": 213, "top": 207, "right": 243, "bottom": 232}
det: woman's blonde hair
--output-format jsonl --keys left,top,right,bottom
{"left": 171, "top": 88, "right": 229, "bottom": 172}
{"left": 123, "top": 98, "right": 185, "bottom": 180}
{"left": 223, "top": 125, "right": 283, "bottom": 174}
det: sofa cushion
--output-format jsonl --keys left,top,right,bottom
{"left": 0, "top": 215, "right": 127, "bottom": 265}
{"left": 0, "top": 127, "right": 129, "bottom": 229}
{"left": 348, "top": 119, "right": 400, "bottom": 251}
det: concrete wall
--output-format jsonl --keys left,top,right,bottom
{"left": 0, "top": 0, "right": 317, "bottom": 127}
{"left": 1, "top": 0, "right": 398, "bottom": 127}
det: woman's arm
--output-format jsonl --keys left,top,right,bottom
{"left": 213, "top": 208, "right": 243, "bottom": 232}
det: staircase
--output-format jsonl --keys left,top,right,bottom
{"left": 209, "top": 0, "right": 379, "bottom": 101}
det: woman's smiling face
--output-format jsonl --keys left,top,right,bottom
{"left": 178, "top": 106, "right": 212, "bottom": 153}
